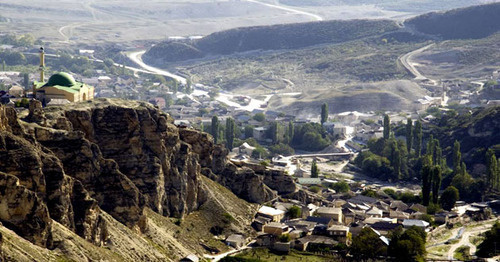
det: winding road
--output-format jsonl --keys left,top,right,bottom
{"left": 127, "top": 51, "right": 187, "bottom": 85}
{"left": 399, "top": 43, "right": 435, "bottom": 82}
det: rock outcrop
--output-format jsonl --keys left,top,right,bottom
{"left": 0, "top": 98, "right": 296, "bottom": 258}
{"left": 0, "top": 171, "right": 52, "bottom": 247}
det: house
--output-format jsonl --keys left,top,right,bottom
{"left": 316, "top": 207, "right": 343, "bottom": 223}
{"left": 305, "top": 216, "right": 334, "bottom": 227}
{"left": 295, "top": 235, "right": 338, "bottom": 252}
{"left": 252, "top": 216, "right": 272, "bottom": 231}
{"left": 294, "top": 168, "right": 310, "bottom": 178}
{"left": 410, "top": 203, "right": 427, "bottom": 213}
{"left": 238, "top": 142, "right": 256, "bottom": 156}
{"left": 348, "top": 195, "right": 378, "bottom": 206}
{"left": 370, "top": 222, "right": 400, "bottom": 235}
{"left": 225, "top": 234, "right": 246, "bottom": 248}
{"left": 263, "top": 222, "right": 289, "bottom": 236}
{"left": 257, "top": 206, "right": 285, "bottom": 222}
{"left": 273, "top": 241, "right": 291, "bottom": 253}
{"left": 253, "top": 126, "right": 268, "bottom": 141}
{"left": 180, "top": 254, "right": 199, "bottom": 262}
{"left": 272, "top": 155, "right": 290, "bottom": 167}
{"left": 366, "top": 206, "right": 383, "bottom": 218}
{"left": 256, "top": 232, "right": 277, "bottom": 247}
{"left": 327, "top": 225, "right": 349, "bottom": 242}
{"left": 389, "top": 210, "right": 410, "bottom": 220}
{"left": 390, "top": 201, "right": 409, "bottom": 211}
{"left": 402, "top": 219, "right": 430, "bottom": 230}
{"left": 364, "top": 217, "right": 397, "bottom": 225}
{"left": 297, "top": 178, "right": 322, "bottom": 185}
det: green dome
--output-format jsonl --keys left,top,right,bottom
{"left": 46, "top": 72, "right": 76, "bottom": 87}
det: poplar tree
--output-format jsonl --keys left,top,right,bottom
{"left": 288, "top": 121, "right": 294, "bottom": 145}
{"left": 414, "top": 120, "right": 423, "bottom": 157}
{"left": 311, "top": 159, "right": 319, "bottom": 178}
{"left": 406, "top": 118, "right": 413, "bottom": 153}
{"left": 432, "top": 166, "right": 442, "bottom": 204}
{"left": 321, "top": 103, "right": 329, "bottom": 125}
{"left": 225, "top": 117, "right": 235, "bottom": 150}
{"left": 486, "top": 148, "right": 498, "bottom": 190}
{"left": 383, "top": 114, "right": 390, "bottom": 140}
{"left": 211, "top": 115, "right": 219, "bottom": 144}
{"left": 421, "top": 157, "right": 432, "bottom": 206}
{"left": 270, "top": 122, "right": 279, "bottom": 144}
{"left": 453, "top": 140, "right": 462, "bottom": 172}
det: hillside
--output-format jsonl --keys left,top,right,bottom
{"left": 143, "top": 19, "right": 399, "bottom": 64}
{"left": 0, "top": 99, "right": 294, "bottom": 261}
{"left": 429, "top": 105, "right": 500, "bottom": 169}
{"left": 407, "top": 3, "right": 500, "bottom": 39}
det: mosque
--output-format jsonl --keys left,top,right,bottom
{"left": 33, "top": 47, "right": 94, "bottom": 105}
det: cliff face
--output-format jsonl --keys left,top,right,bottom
{"left": 0, "top": 98, "right": 287, "bottom": 259}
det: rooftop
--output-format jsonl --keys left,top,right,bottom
{"left": 258, "top": 206, "right": 285, "bottom": 217}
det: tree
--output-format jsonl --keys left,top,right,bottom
{"left": 383, "top": 114, "right": 390, "bottom": 140}
{"left": 270, "top": 121, "right": 279, "bottom": 144}
{"left": 388, "top": 226, "right": 426, "bottom": 262}
{"left": 431, "top": 166, "right": 442, "bottom": 204}
{"left": 321, "top": 103, "right": 329, "bottom": 124}
{"left": 351, "top": 227, "right": 388, "bottom": 261}
{"left": 406, "top": 118, "right": 413, "bottom": 153}
{"left": 452, "top": 140, "right": 462, "bottom": 172}
{"left": 287, "top": 121, "right": 294, "bottom": 145}
{"left": 225, "top": 117, "right": 235, "bottom": 150}
{"left": 286, "top": 206, "right": 302, "bottom": 219}
{"left": 440, "top": 186, "right": 459, "bottom": 211}
{"left": 311, "top": 159, "right": 319, "bottom": 178}
{"left": 244, "top": 125, "right": 253, "bottom": 138}
{"left": 253, "top": 112, "right": 265, "bottom": 122}
{"left": 390, "top": 140, "right": 401, "bottom": 180}
{"left": 422, "top": 162, "right": 432, "bottom": 206}
{"left": 476, "top": 221, "right": 500, "bottom": 258}
{"left": 414, "top": 120, "right": 423, "bottom": 157}
{"left": 211, "top": 115, "right": 219, "bottom": 144}
{"left": 330, "top": 181, "right": 350, "bottom": 193}
{"left": 22, "top": 73, "right": 30, "bottom": 90}
{"left": 486, "top": 148, "right": 498, "bottom": 190}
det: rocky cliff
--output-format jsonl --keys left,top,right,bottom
{"left": 0, "top": 98, "right": 292, "bottom": 261}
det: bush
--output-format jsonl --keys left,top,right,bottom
{"left": 309, "top": 186, "right": 321, "bottom": 193}
{"left": 286, "top": 206, "right": 302, "bottom": 219}
{"left": 253, "top": 113, "right": 265, "bottom": 122}
{"left": 331, "top": 181, "right": 350, "bottom": 193}
{"left": 222, "top": 212, "right": 235, "bottom": 224}
{"left": 269, "top": 143, "right": 295, "bottom": 156}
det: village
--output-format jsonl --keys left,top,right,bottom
{"left": 1, "top": 45, "right": 499, "bottom": 262}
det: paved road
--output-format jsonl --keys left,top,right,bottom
{"left": 245, "top": 0, "right": 323, "bottom": 21}
{"left": 399, "top": 43, "right": 435, "bottom": 81}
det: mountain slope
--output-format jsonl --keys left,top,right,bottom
{"left": 407, "top": 3, "right": 500, "bottom": 39}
